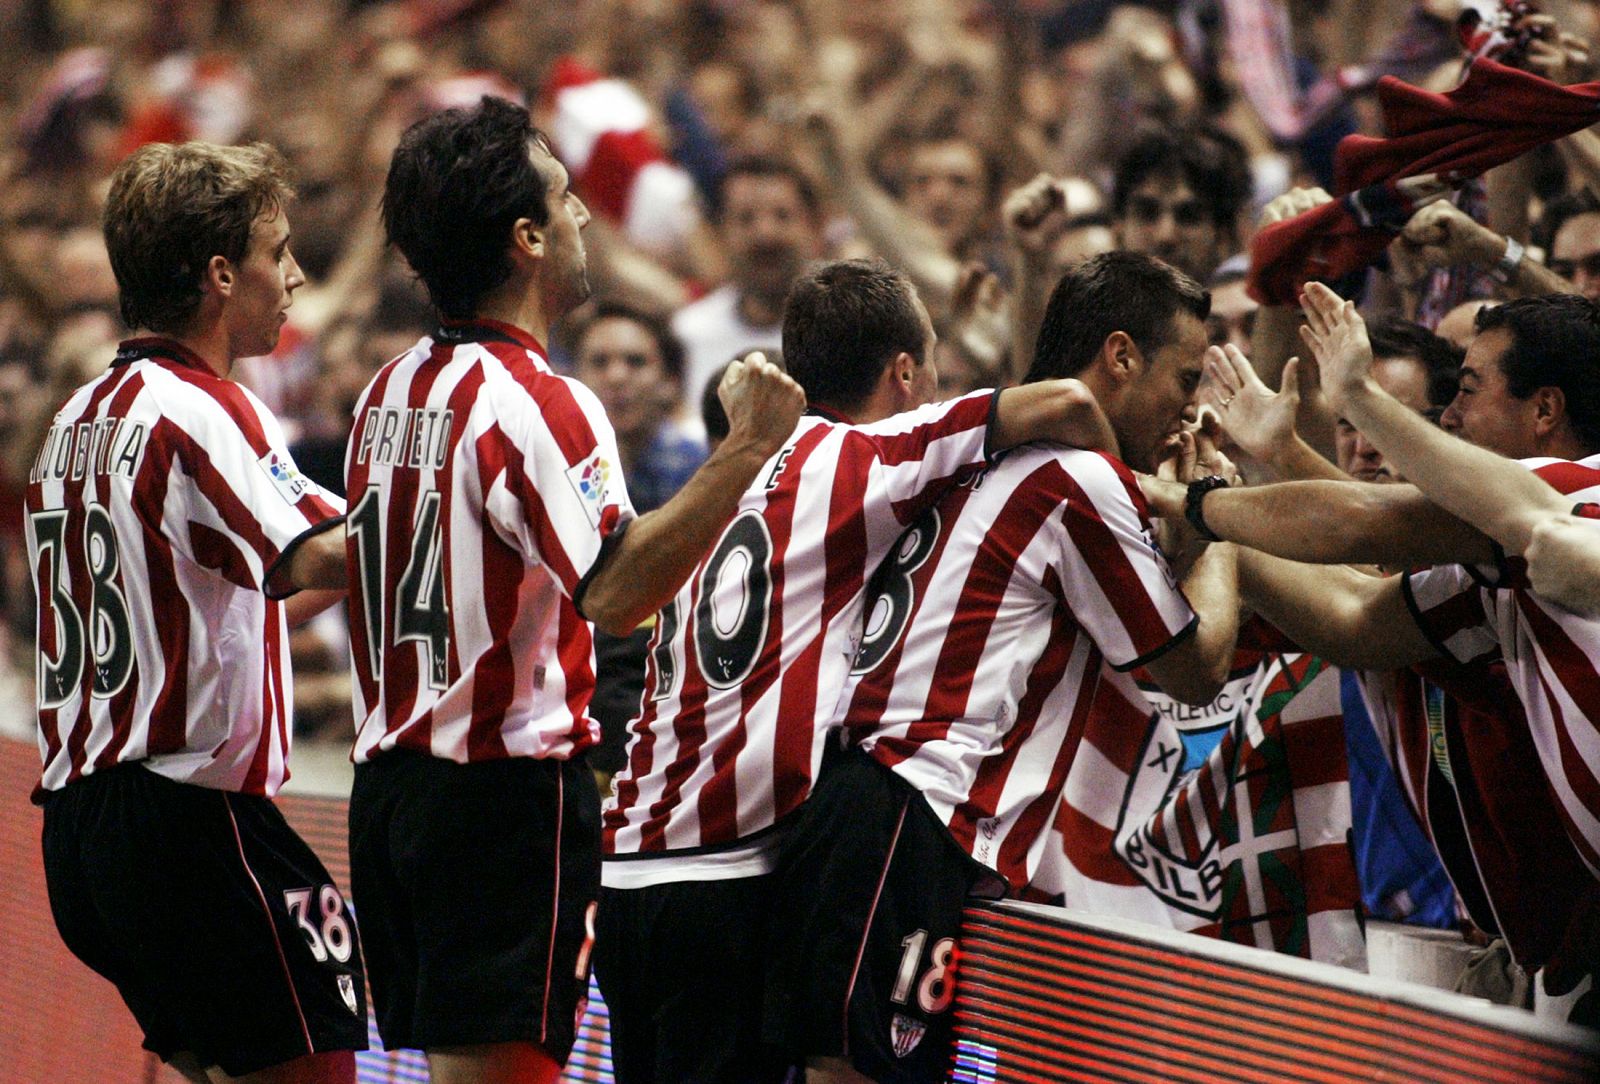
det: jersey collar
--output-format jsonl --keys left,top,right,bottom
{"left": 805, "top": 403, "right": 854, "bottom": 424}
{"left": 434, "top": 318, "right": 545, "bottom": 354}
{"left": 112, "top": 337, "right": 222, "bottom": 376}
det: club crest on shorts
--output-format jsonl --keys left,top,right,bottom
{"left": 890, "top": 1012, "right": 926, "bottom": 1058}
{"left": 337, "top": 974, "right": 358, "bottom": 1015}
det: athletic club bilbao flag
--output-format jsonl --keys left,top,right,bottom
{"left": 1042, "top": 653, "right": 1365, "bottom": 969}
{"left": 1249, "top": 58, "right": 1600, "bottom": 305}
{"left": 540, "top": 56, "right": 701, "bottom": 257}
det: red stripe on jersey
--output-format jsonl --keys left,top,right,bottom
{"left": 1285, "top": 712, "right": 1350, "bottom": 792}
{"left": 557, "top": 598, "right": 595, "bottom": 747}
{"left": 345, "top": 361, "right": 396, "bottom": 713}
{"left": 866, "top": 393, "right": 992, "bottom": 467}
{"left": 498, "top": 428, "right": 583, "bottom": 597}
{"left": 1532, "top": 460, "right": 1600, "bottom": 496}
{"left": 497, "top": 342, "right": 608, "bottom": 470}
{"left": 1576, "top": 502, "right": 1600, "bottom": 520}
{"left": 637, "top": 574, "right": 714, "bottom": 851}
{"left": 242, "top": 603, "right": 284, "bottom": 794}
{"left": 1058, "top": 463, "right": 1178, "bottom": 658}
{"left": 377, "top": 356, "right": 437, "bottom": 751}
{"left": 1516, "top": 594, "right": 1600, "bottom": 867}
{"left": 133, "top": 418, "right": 191, "bottom": 756}
{"left": 436, "top": 365, "right": 483, "bottom": 690}
{"left": 468, "top": 503, "right": 523, "bottom": 761}
{"left": 1053, "top": 802, "right": 1144, "bottom": 887}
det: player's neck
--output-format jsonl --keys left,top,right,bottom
{"left": 474, "top": 289, "right": 551, "bottom": 349}
{"left": 153, "top": 322, "right": 233, "bottom": 378}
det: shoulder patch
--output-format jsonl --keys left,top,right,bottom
{"left": 257, "top": 449, "right": 312, "bottom": 504}
{"left": 565, "top": 451, "right": 615, "bottom": 528}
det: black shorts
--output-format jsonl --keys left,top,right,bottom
{"left": 348, "top": 749, "right": 600, "bottom": 1060}
{"left": 763, "top": 749, "right": 1002, "bottom": 1084}
{"left": 594, "top": 872, "right": 791, "bottom": 1084}
{"left": 39, "top": 763, "right": 368, "bottom": 1077}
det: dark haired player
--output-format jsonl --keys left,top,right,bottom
{"left": 597, "top": 257, "right": 1122, "bottom": 1082}
{"left": 763, "top": 251, "right": 1241, "bottom": 1083}
{"left": 345, "top": 97, "right": 803, "bottom": 1084}
{"left": 28, "top": 140, "right": 363, "bottom": 1083}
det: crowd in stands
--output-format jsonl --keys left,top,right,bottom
{"left": 8, "top": 0, "right": 1600, "bottom": 1032}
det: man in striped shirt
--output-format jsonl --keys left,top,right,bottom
{"left": 762, "top": 252, "right": 1242, "bottom": 1083}
{"left": 596, "top": 257, "right": 1122, "bottom": 1083}
{"left": 28, "top": 142, "right": 364, "bottom": 1082}
{"left": 345, "top": 97, "right": 803, "bottom": 1084}
{"left": 1146, "top": 288, "right": 1600, "bottom": 1014}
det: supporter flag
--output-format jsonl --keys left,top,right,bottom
{"left": 1248, "top": 58, "right": 1600, "bottom": 305}
{"left": 1045, "top": 653, "right": 1365, "bottom": 969}
{"left": 540, "top": 56, "right": 701, "bottom": 257}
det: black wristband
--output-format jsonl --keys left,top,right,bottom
{"left": 1184, "top": 475, "right": 1231, "bottom": 542}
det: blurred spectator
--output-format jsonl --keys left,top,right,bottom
{"left": 671, "top": 155, "right": 821, "bottom": 407}
{"left": 1111, "top": 123, "right": 1251, "bottom": 282}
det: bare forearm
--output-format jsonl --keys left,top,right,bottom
{"left": 1162, "top": 542, "right": 1240, "bottom": 705}
{"left": 1237, "top": 549, "right": 1435, "bottom": 670}
{"left": 580, "top": 441, "right": 772, "bottom": 634}
{"left": 1339, "top": 379, "right": 1569, "bottom": 553}
{"left": 1263, "top": 435, "right": 1345, "bottom": 483}
{"left": 286, "top": 589, "right": 344, "bottom": 627}
{"left": 1141, "top": 475, "right": 1494, "bottom": 566}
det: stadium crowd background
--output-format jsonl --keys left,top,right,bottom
{"left": 4, "top": 0, "right": 1600, "bottom": 1023}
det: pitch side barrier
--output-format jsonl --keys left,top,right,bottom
{"left": 951, "top": 899, "right": 1600, "bottom": 1084}
{"left": 6, "top": 733, "right": 1596, "bottom": 1084}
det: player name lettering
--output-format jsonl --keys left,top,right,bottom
{"left": 354, "top": 405, "right": 454, "bottom": 469}
{"left": 30, "top": 418, "right": 146, "bottom": 485}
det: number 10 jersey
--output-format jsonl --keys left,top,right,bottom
{"left": 602, "top": 391, "right": 999, "bottom": 882}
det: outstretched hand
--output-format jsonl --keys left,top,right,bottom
{"left": 718, "top": 352, "right": 806, "bottom": 459}
{"left": 1297, "top": 282, "right": 1373, "bottom": 411}
{"left": 1197, "top": 344, "right": 1302, "bottom": 463}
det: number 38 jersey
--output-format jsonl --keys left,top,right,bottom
{"left": 603, "top": 391, "right": 999, "bottom": 881}
{"left": 26, "top": 338, "right": 344, "bottom": 797}
{"left": 345, "top": 322, "right": 632, "bottom": 766}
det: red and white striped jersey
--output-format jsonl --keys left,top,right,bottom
{"left": 1402, "top": 453, "right": 1600, "bottom": 875}
{"left": 603, "top": 392, "right": 999, "bottom": 883}
{"left": 835, "top": 446, "right": 1197, "bottom": 890}
{"left": 26, "top": 338, "right": 344, "bottom": 797}
{"left": 345, "top": 321, "right": 631, "bottom": 765}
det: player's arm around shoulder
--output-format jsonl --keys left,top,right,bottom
{"left": 990, "top": 378, "right": 1119, "bottom": 457}
{"left": 579, "top": 354, "right": 805, "bottom": 635}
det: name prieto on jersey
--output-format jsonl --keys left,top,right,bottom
{"left": 30, "top": 418, "right": 146, "bottom": 485}
{"left": 353, "top": 405, "right": 455, "bottom": 470}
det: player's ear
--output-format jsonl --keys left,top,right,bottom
{"left": 203, "top": 255, "right": 234, "bottom": 298}
{"left": 1531, "top": 385, "right": 1566, "bottom": 438}
{"left": 1101, "top": 331, "right": 1140, "bottom": 386}
{"left": 511, "top": 217, "right": 543, "bottom": 263}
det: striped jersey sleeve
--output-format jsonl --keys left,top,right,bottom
{"left": 27, "top": 339, "right": 343, "bottom": 798}
{"left": 346, "top": 324, "right": 632, "bottom": 767}
{"left": 841, "top": 446, "right": 1197, "bottom": 889}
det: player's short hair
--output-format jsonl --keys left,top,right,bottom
{"left": 382, "top": 96, "right": 553, "bottom": 319}
{"left": 782, "top": 258, "right": 924, "bottom": 411}
{"left": 1026, "top": 251, "right": 1210, "bottom": 383}
{"left": 1366, "top": 317, "right": 1463, "bottom": 409}
{"left": 717, "top": 155, "right": 820, "bottom": 222}
{"left": 575, "top": 303, "right": 687, "bottom": 383}
{"left": 1476, "top": 294, "right": 1600, "bottom": 452}
{"left": 103, "top": 141, "right": 293, "bottom": 334}
{"left": 1111, "top": 124, "right": 1251, "bottom": 233}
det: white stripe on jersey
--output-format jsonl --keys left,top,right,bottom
{"left": 838, "top": 446, "right": 1196, "bottom": 890}
{"left": 27, "top": 339, "right": 343, "bottom": 797}
{"left": 1403, "top": 452, "right": 1600, "bottom": 874}
{"left": 346, "top": 323, "right": 630, "bottom": 766}
{"left": 602, "top": 391, "right": 999, "bottom": 878}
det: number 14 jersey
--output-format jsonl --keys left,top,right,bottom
{"left": 603, "top": 392, "right": 998, "bottom": 882}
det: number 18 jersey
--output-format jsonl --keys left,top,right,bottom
{"left": 345, "top": 322, "right": 633, "bottom": 766}
{"left": 602, "top": 392, "right": 998, "bottom": 883}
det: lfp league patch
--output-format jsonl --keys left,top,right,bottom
{"left": 565, "top": 451, "right": 615, "bottom": 528}
{"left": 257, "top": 449, "right": 311, "bottom": 504}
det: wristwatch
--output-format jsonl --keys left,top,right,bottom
{"left": 1184, "top": 475, "right": 1232, "bottom": 542}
